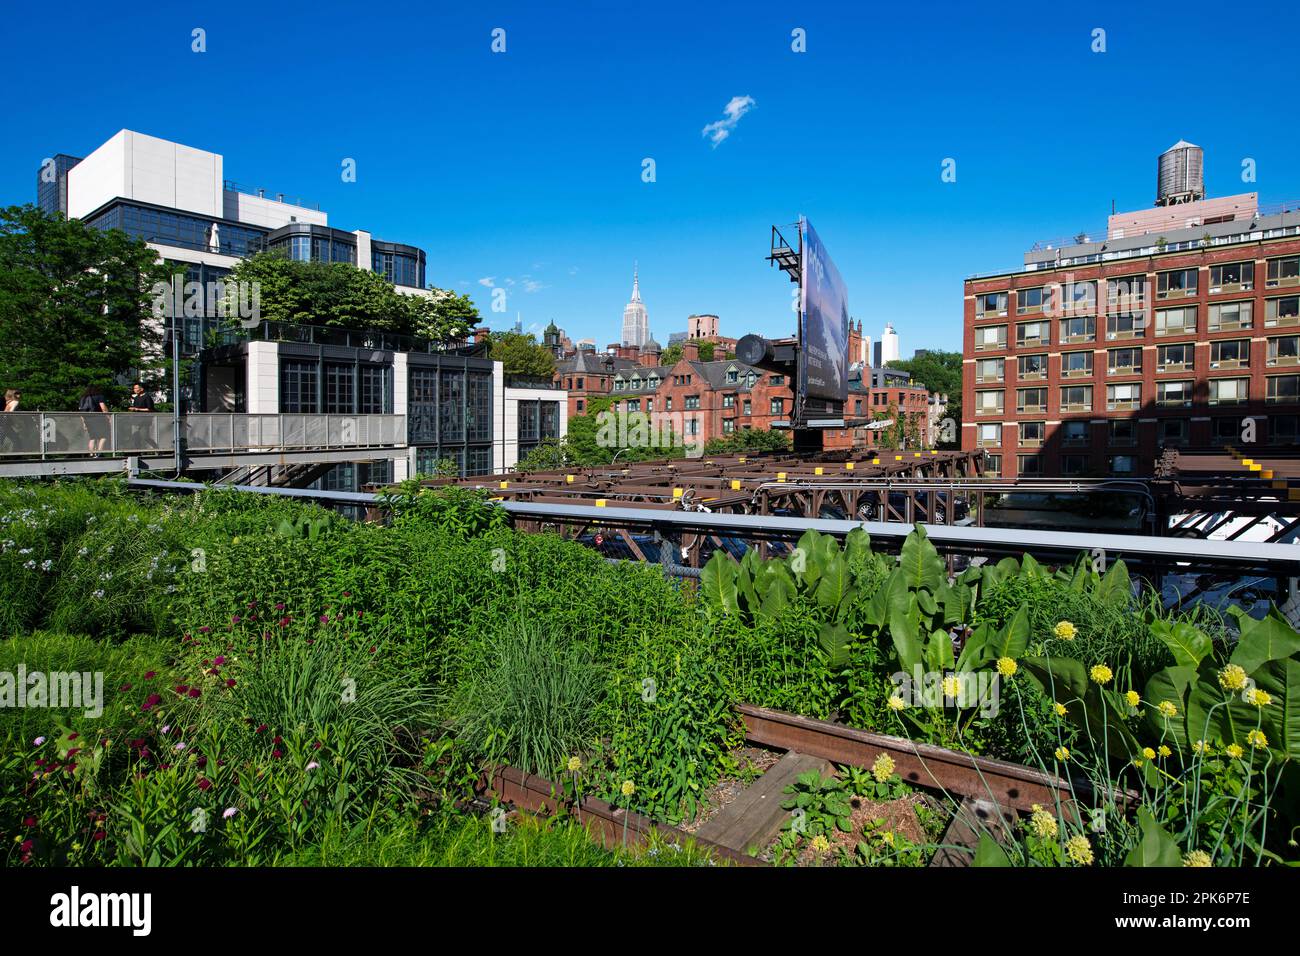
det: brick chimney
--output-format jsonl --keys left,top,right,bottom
{"left": 681, "top": 341, "right": 700, "bottom": 362}
{"left": 473, "top": 327, "right": 491, "bottom": 344}
{"left": 640, "top": 343, "right": 661, "bottom": 367}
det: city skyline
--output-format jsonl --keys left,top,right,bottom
{"left": 6, "top": 2, "right": 1300, "bottom": 354}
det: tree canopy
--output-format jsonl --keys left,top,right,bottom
{"left": 886, "top": 350, "right": 962, "bottom": 448}
{"left": 0, "top": 204, "right": 170, "bottom": 410}
{"left": 489, "top": 331, "right": 556, "bottom": 378}
{"left": 223, "top": 252, "right": 480, "bottom": 343}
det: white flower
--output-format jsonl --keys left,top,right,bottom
{"left": 92, "top": 589, "right": 105, "bottom": 599}
{"left": 23, "top": 560, "right": 36, "bottom": 570}
{"left": 40, "top": 559, "right": 52, "bottom": 571}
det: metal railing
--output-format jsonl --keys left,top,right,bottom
{"left": 0, "top": 413, "right": 406, "bottom": 458}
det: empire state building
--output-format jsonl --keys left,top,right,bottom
{"left": 620, "top": 265, "right": 650, "bottom": 347}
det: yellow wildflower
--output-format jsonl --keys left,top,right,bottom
{"left": 1183, "top": 850, "right": 1212, "bottom": 868}
{"left": 887, "top": 694, "right": 906, "bottom": 712}
{"left": 1089, "top": 664, "right": 1113, "bottom": 685}
{"left": 1244, "top": 687, "right": 1272, "bottom": 707}
{"left": 872, "top": 753, "right": 895, "bottom": 784}
{"left": 1053, "top": 621, "right": 1077, "bottom": 641}
{"left": 1247, "top": 729, "right": 1268, "bottom": 750}
{"left": 1055, "top": 747, "right": 1070, "bottom": 762}
{"left": 1158, "top": 745, "right": 1171, "bottom": 758}
{"left": 1142, "top": 747, "right": 1157, "bottom": 761}
{"left": 1218, "top": 664, "right": 1247, "bottom": 692}
{"left": 567, "top": 756, "right": 582, "bottom": 773}
{"left": 1029, "top": 805, "right": 1058, "bottom": 840}
{"left": 1124, "top": 690, "right": 1140, "bottom": 708}
{"left": 620, "top": 780, "right": 636, "bottom": 797}
{"left": 1192, "top": 740, "right": 1211, "bottom": 756}
{"left": 1225, "top": 743, "right": 1244, "bottom": 759}
{"left": 1065, "top": 834, "right": 1094, "bottom": 866}
{"left": 1158, "top": 700, "right": 1178, "bottom": 718}
{"left": 942, "top": 675, "right": 961, "bottom": 699}
{"left": 810, "top": 834, "right": 830, "bottom": 853}
{"left": 1054, "top": 702, "right": 1067, "bottom": 717}
{"left": 996, "top": 657, "right": 1017, "bottom": 678}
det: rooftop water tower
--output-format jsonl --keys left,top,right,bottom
{"left": 1156, "top": 140, "right": 1205, "bottom": 207}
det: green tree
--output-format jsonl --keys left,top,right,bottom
{"left": 407, "top": 290, "right": 481, "bottom": 343}
{"left": 0, "top": 205, "right": 170, "bottom": 410}
{"left": 697, "top": 341, "right": 715, "bottom": 361}
{"left": 659, "top": 342, "right": 683, "bottom": 365}
{"left": 887, "top": 350, "right": 962, "bottom": 448}
{"left": 490, "top": 331, "right": 555, "bottom": 378}
{"left": 703, "top": 428, "right": 790, "bottom": 455}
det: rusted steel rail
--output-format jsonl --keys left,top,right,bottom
{"left": 480, "top": 764, "right": 763, "bottom": 866}
{"left": 738, "top": 704, "right": 1139, "bottom": 814}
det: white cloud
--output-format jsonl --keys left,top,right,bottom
{"left": 477, "top": 277, "right": 496, "bottom": 288}
{"left": 702, "top": 95, "right": 755, "bottom": 148}
{"left": 522, "top": 279, "right": 546, "bottom": 293}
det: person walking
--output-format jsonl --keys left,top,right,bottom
{"left": 1, "top": 389, "right": 21, "bottom": 454}
{"left": 78, "top": 385, "right": 110, "bottom": 455}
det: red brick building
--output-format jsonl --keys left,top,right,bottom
{"left": 963, "top": 154, "right": 1300, "bottom": 478}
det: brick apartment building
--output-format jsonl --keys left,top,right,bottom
{"left": 963, "top": 143, "right": 1300, "bottom": 478}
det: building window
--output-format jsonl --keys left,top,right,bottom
{"left": 576, "top": 399, "right": 584, "bottom": 412}
{"left": 1208, "top": 300, "right": 1253, "bottom": 331}
{"left": 359, "top": 365, "right": 391, "bottom": 414}
{"left": 1209, "top": 261, "right": 1253, "bottom": 292}
{"left": 1156, "top": 343, "right": 1194, "bottom": 372}
{"left": 722, "top": 418, "right": 735, "bottom": 434}
{"left": 722, "top": 394, "right": 736, "bottom": 408}
{"left": 725, "top": 368, "right": 738, "bottom": 384}
{"left": 982, "top": 453, "right": 1002, "bottom": 477}
{"left": 1016, "top": 286, "right": 1050, "bottom": 315}
{"left": 1059, "top": 385, "right": 1092, "bottom": 412}
{"left": 976, "top": 390, "right": 1004, "bottom": 415}
{"left": 1105, "top": 312, "right": 1145, "bottom": 340}
{"left": 665, "top": 397, "right": 672, "bottom": 412}
{"left": 1017, "top": 353, "right": 1047, "bottom": 380}
{"left": 1016, "top": 387, "right": 1047, "bottom": 413}
{"left": 576, "top": 377, "right": 584, "bottom": 389}
{"left": 974, "top": 325, "right": 1007, "bottom": 351}
{"left": 1062, "top": 280, "right": 1097, "bottom": 314}
{"left": 770, "top": 375, "right": 784, "bottom": 385}
{"left": 1017, "top": 454, "right": 1042, "bottom": 477}
{"left": 1109, "top": 455, "right": 1136, "bottom": 475}
{"left": 1106, "top": 382, "right": 1141, "bottom": 411}
{"left": 324, "top": 363, "right": 355, "bottom": 413}
{"left": 626, "top": 399, "right": 640, "bottom": 412}
{"left": 1107, "top": 347, "right": 1142, "bottom": 375}
{"left": 768, "top": 397, "right": 782, "bottom": 415}
{"left": 1155, "top": 306, "right": 1197, "bottom": 336}
{"left": 1267, "top": 374, "right": 1300, "bottom": 403}
{"left": 684, "top": 395, "right": 701, "bottom": 411}
{"left": 976, "top": 291, "right": 1009, "bottom": 317}
{"left": 975, "top": 357, "right": 1004, "bottom": 383}
{"left": 1018, "top": 421, "right": 1045, "bottom": 447}
{"left": 1060, "top": 350, "right": 1093, "bottom": 377}
{"left": 976, "top": 423, "right": 1001, "bottom": 447}
{"left": 1211, "top": 417, "right": 1242, "bottom": 442}
{"left": 1016, "top": 320, "right": 1050, "bottom": 347}
{"left": 686, "top": 418, "right": 699, "bottom": 436}
{"left": 1265, "top": 295, "right": 1300, "bottom": 328}
{"left": 1107, "top": 275, "right": 1147, "bottom": 314}
{"left": 1267, "top": 335, "right": 1300, "bottom": 367}
{"left": 1059, "top": 316, "right": 1096, "bottom": 344}
{"left": 1061, "top": 420, "right": 1089, "bottom": 445}
{"left": 1157, "top": 268, "right": 1198, "bottom": 299}
{"left": 743, "top": 399, "right": 751, "bottom": 415}
{"left": 1156, "top": 380, "right": 1193, "bottom": 407}
{"left": 614, "top": 379, "right": 625, "bottom": 390}
{"left": 280, "top": 360, "right": 318, "bottom": 413}
{"left": 1110, "top": 419, "right": 1136, "bottom": 446}
{"left": 1158, "top": 419, "right": 1189, "bottom": 446}
{"left": 1209, "top": 377, "right": 1249, "bottom": 405}
{"left": 1209, "top": 339, "right": 1249, "bottom": 369}
{"left": 1273, "top": 414, "right": 1299, "bottom": 442}
{"left": 1061, "top": 454, "right": 1089, "bottom": 476}
{"left": 438, "top": 369, "right": 466, "bottom": 443}
{"left": 1266, "top": 255, "right": 1300, "bottom": 289}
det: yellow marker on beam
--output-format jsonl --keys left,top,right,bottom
{"left": 595, "top": 499, "right": 607, "bottom": 507}
{"left": 777, "top": 472, "right": 787, "bottom": 482}
{"left": 1242, "top": 459, "right": 1255, "bottom": 467}
{"left": 499, "top": 481, "right": 509, "bottom": 489}
{"left": 871, "top": 459, "right": 880, "bottom": 465}
{"left": 914, "top": 452, "right": 921, "bottom": 458}
{"left": 1261, "top": 469, "right": 1274, "bottom": 479}
{"left": 1249, "top": 463, "right": 1262, "bottom": 472}
{"left": 565, "top": 474, "right": 575, "bottom": 483}
{"left": 673, "top": 487, "right": 683, "bottom": 498}
{"left": 738, "top": 457, "right": 747, "bottom": 464}
{"left": 895, "top": 455, "right": 903, "bottom": 461}
{"left": 730, "top": 479, "right": 741, "bottom": 490}
{"left": 844, "top": 462, "right": 854, "bottom": 470}
{"left": 814, "top": 466, "right": 824, "bottom": 476}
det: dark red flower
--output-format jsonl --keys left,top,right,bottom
{"left": 19, "top": 840, "right": 33, "bottom": 853}
{"left": 271, "top": 750, "right": 283, "bottom": 759}
{"left": 174, "top": 685, "right": 188, "bottom": 695}
{"left": 312, "top": 741, "right": 322, "bottom": 750}
{"left": 93, "top": 831, "right": 106, "bottom": 841}
{"left": 199, "top": 626, "right": 211, "bottom": 633}
{"left": 22, "top": 816, "right": 36, "bottom": 827}
{"left": 119, "top": 683, "right": 132, "bottom": 691}
{"left": 212, "top": 657, "right": 225, "bottom": 668}
{"left": 247, "top": 601, "right": 257, "bottom": 609}
{"left": 129, "top": 738, "right": 145, "bottom": 749}
{"left": 226, "top": 679, "right": 236, "bottom": 688}
{"left": 255, "top": 724, "right": 267, "bottom": 734}
{"left": 369, "top": 647, "right": 377, "bottom": 654}
{"left": 279, "top": 617, "right": 291, "bottom": 628}
{"left": 144, "top": 671, "right": 156, "bottom": 680}
{"left": 188, "top": 688, "right": 201, "bottom": 698}
{"left": 197, "top": 778, "right": 212, "bottom": 791}
{"left": 319, "top": 615, "right": 329, "bottom": 624}
{"left": 231, "top": 616, "right": 241, "bottom": 625}
{"left": 342, "top": 591, "right": 351, "bottom": 598}
{"left": 272, "top": 735, "right": 283, "bottom": 744}
{"left": 67, "top": 733, "right": 78, "bottom": 741}
{"left": 275, "top": 602, "right": 285, "bottom": 611}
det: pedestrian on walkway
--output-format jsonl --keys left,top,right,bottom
{"left": 3, "top": 389, "right": 19, "bottom": 412}
{"left": 78, "top": 385, "right": 110, "bottom": 455}
{"left": 127, "top": 383, "right": 155, "bottom": 412}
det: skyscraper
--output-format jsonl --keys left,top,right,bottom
{"left": 621, "top": 264, "right": 650, "bottom": 347}
{"left": 880, "top": 323, "right": 900, "bottom": 364}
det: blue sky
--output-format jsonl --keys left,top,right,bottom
{"left": 6, "top": 0, "right": 1300, "bottom": 354}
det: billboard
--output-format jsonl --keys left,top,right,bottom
{"left": 798, "top": 217, "right": 849, "bottom": 404}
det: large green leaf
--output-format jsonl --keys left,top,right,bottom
{"left": 843, "top": 527, "right": 871, "bottom": 568}
{"left": 818, "top": 621, "right": 852, "bottom": 668}
{"left": 1151, "top": 620, "right": 1212, "bottom": 669}
{"left": 898, "top": 525, "right": 945, "bottom": 592}
{"left": 1186, "top": 658, "right": 1263, "bottom": 750}
{"left": 1143, "top": 665, "right": 1197, "bottom": 748}
{"left": 1230, "top": 607, "right": 1300, "bottom": 674}
{"left": 1096, "top": 559, "right": 1131, "bottom": 605}
{"left": 925, "top": 628, "right": 955, "bottom": 672}
{"left": 814, "top": 554, "right": 855, "bottom": 619}
{"left": 759, "top": 570, "right": 795, "bottom": 619}
{"left": 972, "top": 833, "right": 1012, "bottom": 867}
{"left": 1253, "top": 657, "right": 1300, "bottom": 760}
{"left": 700, "top": 551, "right": 738, "bottom": 616}
{"left": 1020, "top": 553, "right": 1045, "bottom": 580}
{"left": 989, "top": 605, "right": 1029, "bottom": 660}
{"left": 956, "top": 621, "right": 993, "bottom": 672}
{"left": 889, "top": 593, "right": 923, "bottom": 672}
{"left": 1123, "top": 808, "right": 1182, "bottom": 867}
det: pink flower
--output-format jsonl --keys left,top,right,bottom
{"left": 32, "top": 737, "right": 45, "bottom": 747}
{"left": 230, "top": 616, "right": 241, "bottom": 625}
{"left": 213, "top": 656, "right": 225, "bottom": 666}
{"left": 198, "top": 626, "right": 211, "bottom": 633}
{"left": 306, "top": 762, "right": 320, "bottom": 771}
{"left": 222, "top": 807, "right": 238, "bottom": 819}
{"left": 161, "top": 725, "right": 170, "bottom": 735}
